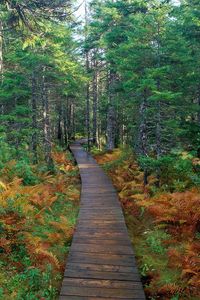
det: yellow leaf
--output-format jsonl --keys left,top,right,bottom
{"left": 0, "top": 180, "right": 7, "bottom": 190}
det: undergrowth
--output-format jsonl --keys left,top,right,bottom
{"left": 94, "top": 148, "right": 200, "bottom": 300}
{"left": 0, "top": 147, "right": 80, "bottom": 299}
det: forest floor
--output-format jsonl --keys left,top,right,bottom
{"left": 0, "top": 149, "right": 80, "bottom": 300}
{"left": 93, "top": 148, "right": 200, "bottom": 300}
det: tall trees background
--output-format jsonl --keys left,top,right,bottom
{"left": 0, "top": 0, "right": 86, "bottom": 169}
{"left": 0, "top": 0, "right": 200, "bottom": 178}
{"left": 83, "top": 0, "right": 200, "bottom": 184}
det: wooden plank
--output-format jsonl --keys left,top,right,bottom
{"left": 77, "top": 220, "right": 125, "bottom": 225}
{"left": 65, "top": 263, "right": 138, "bottom": 273}
{"left": 70, "top": 243, "right": 134, "bottom": 255}
{"left": 60, "top": 286, "right": 145, "bottom": 298}
{"left": 72, "top": 238, "right": 131, "bottom": 246}
{"left": 68, "top": 252, "right": 136, "bottom": 266}
{"left": 62, "top": 278, "right": 143, "bottom": 289}
{"left": 74, "top": 230, "right": 127, "bottom": 236}
{"left": 59, "top": 142, "right": 145, "bottom": 299}
{"left": 60, "top": 296, "right": 136, "bottom": 300}
{"left": 76, "top": 225, "right": 126, "bottom": 230}
{"left": 64, "top": 269, "right": 140, "bottom": 281}
{"left": 73, "top": 232, "right": 130, "bottom": 239}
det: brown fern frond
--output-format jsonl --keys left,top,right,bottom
{"left": 35, "top": 248, "right": 60, "bottom": 269}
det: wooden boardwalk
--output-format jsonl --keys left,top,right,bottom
{"left": 59, "top": 142, "right": 146, "bottom": 300}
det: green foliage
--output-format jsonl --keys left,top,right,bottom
{"left": 139, "top": 153, "right": 200, "bottom": 191}
{"left": 13, "top": 160, "right": 39, "bottom": 185}
{"left": 0, "top": 137, "right": 16, "bottom": 169}
{"left": 146, "top": 230, "right": 170, "bottom": 255}
{"left": 2, "top": 265, "right": 57, "bottom": 300}
{"left": 0, "top": 150, "right": 80, "bottom": 299}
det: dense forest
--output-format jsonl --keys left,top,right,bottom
{"left": 0, "top": 0, "right": 200, "bottom": 299}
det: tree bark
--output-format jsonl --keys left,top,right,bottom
{"left": 41, "top": 71, "right": 54, "bottom": 169}
{"left": 138, "top": 91, "right": 148, "bottom": 185}
{"left": 57, "top": 102, "right": 63, "bottom": 146}
{"left": 0, "top": 20, "right": 3, "bottom": 81}
{"left": 197, "top": 87, "right": 200, "bottom": 158}
{"left": 85, "top": 0, "right": 91, "bottom": 150}
{"left": 107, "top": 106, "right": 116, "bottom": 151}
{"left": 63, "top": 103, "right": 68, "bottom": 147}
{"left": 86, "top": 81, "right": 90, "bottom": 149}
{"left": 67, "top": 97, "right": 72, "bottom": 141}
{"left": 107, "top": 70, "right": 116, "bottom": 151}
{"left": 155, "top": 22, "right": 162, "bottom": 186}
{"left": 0, "top": 19, "right": 4, "bottom": 115}
{"left": 92, "top": 56, "right": 98, "bottom": 146}
{"left": 71, "top": 101, "right": 75, "bottom": 140}
{"left": 31, "top": 71, "right": 38, "bottom": 164}
{"left": 86, "top": 50, "right": 91, "bottom": 150}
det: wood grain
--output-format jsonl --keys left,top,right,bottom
{"left": 59, "top": 142, "right": 146, "bottom": 299}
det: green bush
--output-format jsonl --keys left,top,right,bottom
{"left": 0, "top": 137, "right": 16, "bottom": 169}
{"left": 13, "top": 160, "right": 39, "bottom": 185}
{"left": 139, "top": 153, "right": 200, "bottom": 191}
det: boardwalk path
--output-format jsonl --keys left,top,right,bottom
{"left": 60, "top": 142, "right": 146, "bottom": 300}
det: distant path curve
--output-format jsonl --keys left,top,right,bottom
{"left": 59, "top": 141, "right": 146, "bottom": 300}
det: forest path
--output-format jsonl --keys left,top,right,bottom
{"left": 59, "top": 141, "right": 146, "bottom": 300}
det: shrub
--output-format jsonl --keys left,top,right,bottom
{"left": 0, "top": 137, "right": 16, "bottom": 169}
{"left": 139, "top": 153, "right": 200, "bottom": 191}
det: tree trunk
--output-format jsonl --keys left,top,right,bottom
{"left": 86, "top": 50, "right": 91, "bottom": 150}
{"left": 86, "top": 81, "right": 90, "bottom": 149}
{"left": 107, "top": 106, "right": 116, "bottom": 151}
{"left": 155, "top": 23, "right": 162, "bottom": 186}
{"left": 197, "top": 87, "right": 200, "bottom": 158}
{"left": 63, "top": 103, "right": 68, "bottom": 147}
{"left": 92, "top": 57, "right": 98, "bottom": 146}
{"left": 41, "top": 72, "right": 54, "bottom": 169}
{"left": 156, "top": 99, "right": 162, "bottom": 158}
{"left": 0, "top": 19, "right": 4, "bottom": 115}
{"left": 57, "top": 103, "right": 63, "bottom": 146}
{"left": 31, "top": 71, "right": 38, "bottom": 164}
{"left": 0, "top": 20, "right": 3, "bottom": 81}
{"left": 107, "top": 70, "right": 116, "bottom": 151}
{"left": 85, "top": 1, "right": 91, "bottom": 150}
{"left": 71, "top": 102, "right": 75, "bottom": 140}
{"left": 67, "top": 97, "right": 72, "bottom": 141}
{"left": 138, "top": 91, "right": 148, "bottom": 185}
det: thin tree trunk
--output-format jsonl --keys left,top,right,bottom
{"left": 138, "top": 91, "right": 148, "bottom": 185}
{"left": 31, "top": 71, "right": 38, "bottom": 164}
{"left": 107, "top": 70, "right": 116, "bottom": 151}
{"left": 107, "top": 106, "right": 116, "bottom": 151}
{"left": 86, "top": 51, "right": 91, "bottom": 150}
{"left": 86, "top": 80, "right": 90, "bottom": 148}
{"left": 0, "top": 19, "right": 4, "bottom": 115}
{"left": 72, "top": 102, "right": 75, "bottom": 139}
{"left": 41, "top": 72, "right": 54, "bottom": 169}
{"left": 197, "top": 87, "right": 200, "bottom": 158}
{"left": 92, "top": 57, "right": 98, "bottom": 146}
{"left": 85, "top": 0, "right": 91, "bottom": 150}
{"left": 0, "top": 20, "right": 3, "bottom": 81}
{"left": 63, "top": 103, "right": 68, "bottom": 147}
{"left": 67, "top": 97, "right": 72, "bottom": 141}
{"left": 155, "top": 23, "right": 162, "bottom": 186}
{"left": 57, "top": 103, "right": 63, "bottom": 145}
{"left": 156, "top": 99, "right": 162, "bottom": 158}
